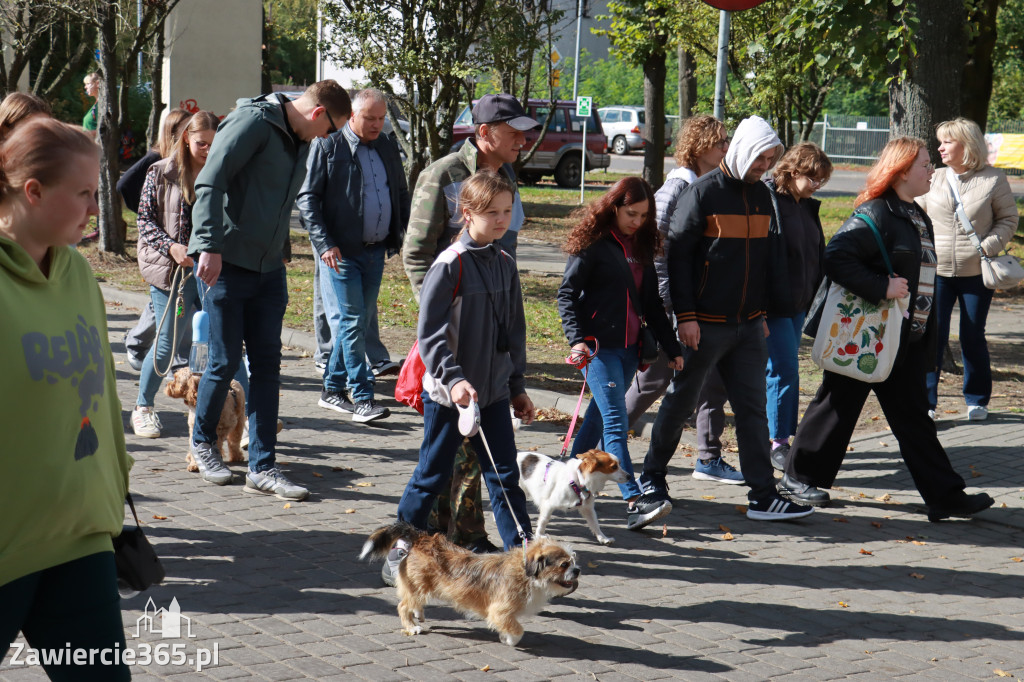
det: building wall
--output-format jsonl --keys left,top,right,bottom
{"left": 162, "top": 0, "right": 262, "bottom": 118}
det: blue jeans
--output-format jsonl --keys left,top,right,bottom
{"left": 137, "top": 275, "right": 200, "bottom": 407}
{"left": 320, "top": 245, "right": 385, "bottom": 402}
{"left": 569, "top": 346, "right": 642, "bottom": 499}
{"left": 926, "top": 274, "right": 994, "bottom": 408}
{"left": 193, "top": 263, "right": 287, "bottom": 472}
{"left": 398, "top": 395, "right": 532, "bottom": 549}
{"left": 315, "top": 254, "right": 391, "bottom": 369}
{"left": 765, "top": 312, "right": 805, "bottom": 440}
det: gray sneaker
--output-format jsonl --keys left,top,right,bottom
{"left": 244, "top": 467, "right": 309, "bottom": 500}
{"left": 381, "top": 546, "right": 408, "bottom": 587}
{"left": 191, "top": 441, "right": 233, "bottom": 485}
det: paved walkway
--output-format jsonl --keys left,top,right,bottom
{"left": 3, "top": 294, "right": 1024, "bottom": 681}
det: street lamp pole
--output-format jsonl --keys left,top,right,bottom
{"left": 712, "top": 10, "right": 730, "bottom": 121}
{"left": 572, "top": 0, "right": 583, "bottom": 100}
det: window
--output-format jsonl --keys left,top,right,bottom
{"left": 569, "top": 111, "right": 598, "bottom": 133}
{"left": 534, "top": 107, "right": 567, "bottom": 132}
{"left": 455, "top": 106, "right": 472, "bottom": 126}
{"left": 636, "top": 110, "right": 646, "bottom": 125}
{"left": 602, "top": 110, "right": 620, "bottom": 123}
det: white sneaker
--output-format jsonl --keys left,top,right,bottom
{"left": 131, "top": 406, "right": 162, "bottom": 438}
{"left": 967, "top": 405, "right": 988, "bottom": 421}
{"left": 927, "top": 409, "right": 937, "bottom": 421}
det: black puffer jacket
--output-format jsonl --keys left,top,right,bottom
{"left": 804, "top": 190, "right": 937, "bottom": 368}
{"left": 558, "top": 233, "right": 681, "bottom": 358}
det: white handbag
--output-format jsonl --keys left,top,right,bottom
{"left": 946, "top": 169, "right": 1024, "bottom": 290}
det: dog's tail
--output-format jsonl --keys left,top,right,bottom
{"left": 359, "top": 522, "right": 424, "bottom": 561}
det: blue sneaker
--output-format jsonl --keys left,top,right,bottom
{"left": 692, "top": 456, "right": 745, "bottom": 485}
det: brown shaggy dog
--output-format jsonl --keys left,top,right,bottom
{"left": 361, "top": 523, "right": 580, "bottom": 646}
{"left": 164, "top": 368, "right": 246, "bottom": 471}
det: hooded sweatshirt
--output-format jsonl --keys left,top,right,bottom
{"left": 0, "top": 238, "right": 132, "bottom": 587}
{"left": 418, "top": 232, "right": 526, "bottom": 409}
{"left": 665, "top": 116, "right": 782, "bottom": 325}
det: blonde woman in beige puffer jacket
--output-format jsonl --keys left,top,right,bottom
{"left": 918, "top": 117, "right": 1019, "bottom": 422}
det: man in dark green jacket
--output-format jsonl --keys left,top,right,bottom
{"left": 187, "top": 81, "right": 351, "bottom": 501}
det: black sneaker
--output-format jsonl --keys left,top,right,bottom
{"left": 353, "top": 399, "right": 390, "bottom": 423}
{"left": 746, "top": 493, "right": 814, "bottom": 521}
{"left": 371, "top": 360, "right": 401, "bottom": 377}
{"left": 318, "top": 390, "right": 355, "bottom": 414}
{"left": 777, "top": 473, "right": 830, "bottom": 507}
{"left": 927, "top": 492, "right": 994, "bottom": 522}
{"left": 626, "top": 494, "right": 673, "bottom": 531}
{"left": 770, "top": 444, "right": 790, "bottom": 472}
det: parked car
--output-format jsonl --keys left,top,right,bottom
{"left": 451, "top": 99, "right": 610, "bottom": 188}
{"left": 598, "top": 105, "right": 672, "bottom": 155}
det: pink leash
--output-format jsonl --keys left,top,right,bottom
{"left": 560, "top": 337, "right": 599, "bottom": 459}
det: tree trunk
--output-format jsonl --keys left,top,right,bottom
{"left": 678, "top": 48, "right": 696, "bottom": 119}
{"left": 643, "top": 50, "right": 666, "bottom": 189}
{"left": 961, "top": 0, "right": 1002, "bottom": 130}
{"left": 888, "top": 1, "right": 968, "bottom": 163}
{"left": 97, "top": 2, "right": 125, "bottom": 254}
{"left": 146, "top": 19, "right": 166, "bottom": 150}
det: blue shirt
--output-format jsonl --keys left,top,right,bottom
{"left": 342, "top": 124, "right": 391, "bottom": 243}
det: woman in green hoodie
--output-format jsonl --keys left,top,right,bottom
{"left": 0, "top": 118, "right": 132, "bottom": 680}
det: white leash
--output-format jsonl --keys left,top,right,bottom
{"left": 456, "top": 400, "right": 530, "bottom": 557}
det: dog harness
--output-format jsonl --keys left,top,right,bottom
{"left": 542, "top": 460, "right": 592, "bottom": 507}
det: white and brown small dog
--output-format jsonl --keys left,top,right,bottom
{"left": 164, "top": 368, "right": 246, "bottom": 471}
{"left": 361, "top": 523, "right": 580, "bottom": 646}
{"left": 517, "top": 449, "right": 629, "bottom": 546}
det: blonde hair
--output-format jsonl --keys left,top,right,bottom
{"left": 674, "top": 115, "right": 727, "bottom": 171}
{"left": 935, "top": 117, "right": 988, "bottom": 172}
{"left": 457, "top": 169, "right": 515, "bottom": 238}
{"left": 158, "top": 109, "right": 192, "bottom": 158}
{"left": 855, "top": 137, "right": 926, "bottom": 207}
{"left": 773, "top": 142, "right": 833, "bottom": 196}
{"left": 0, "top": 92, "right": 51, "bottom": 144}
{"left": 0, "top": 118, "right": 97, "bottom": 203}
{"left": 173, "top": 111, "right": 219, "bottom": 204}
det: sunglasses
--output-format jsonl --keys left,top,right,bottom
{"left": 322, "top": 106, "right": 338, "bottom": 135}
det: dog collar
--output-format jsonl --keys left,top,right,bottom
{"left": 568, "top": 479, "right": 591, "bottom": 507}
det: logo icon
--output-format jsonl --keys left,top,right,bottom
{"left": 133, "top": 597, "right": 195, "bottom": 639}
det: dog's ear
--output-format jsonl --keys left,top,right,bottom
{"left": 184, "top": 376, "right": 199, "bottom": 406}
{"left": 575, "top": 449, "right": 597, "bottom": 474}
{"left": 525, "top": 555, "right": 545, "bottom": 578}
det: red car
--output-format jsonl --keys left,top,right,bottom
{"left": 452, "top": 99, "right": 610, "bottom": 188}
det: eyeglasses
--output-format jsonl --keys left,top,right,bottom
{"left": 322, "top": 106, "right": 338, "bottom": 135}
{"left": 714, "top": 137, "right": 730, "bottom": 151}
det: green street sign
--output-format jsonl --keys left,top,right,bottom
{"left": 575, "top": 96, "right": 592, "bottom": 117}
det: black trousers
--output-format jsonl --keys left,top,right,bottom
{"left": 786, "top": 343, "right": 966, "bottom": 507}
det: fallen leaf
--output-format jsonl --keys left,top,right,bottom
{"left": 1011, "top": 557, "right": 1022, "bottom": 563}
{"left": 859, "top": 548, "right": 873, "bottom": 555}
{"left": 638, "top": 619, "right": 652, "bottom": 623}
{"left": 1001, "top": 502, "right": 1007, "bottom": 508}
{"left": 719, "top": 524, "right": 731, "bottom": 533}
{"left": 943, "top": 409, "right": 958, "bottom": 414}
{"left": 721, "top": 532, "right": 734, "bottom": 541}
{"left": 331, "top": 466, "right": 353, "bottom": 472}
{"left": 587, "top": 561, "right": 599, "bottom": 568}
{"left": 735, "top": 505, "right": 748, "bottom": 513}
{"left": 152, "top": 515, "right": 168, "bottom": 520}
{"left": 879, "top": 441, "right": 888, "bottom": 447}
{"left": 994, "top": 670, "right": 1012, "bottom": 678}
{"left": 833, "top": 517, "right": 849, "bottom": 523}
{"left": 912, "top": 540, "right": 926, "bottom": 546}
{"left": 344, "top": 509, "right": 355, "bottom": 514}
{"left": 662, "top": 523, "right": 668, "bottom": 537}
{"left": 871, "top": 522, "right": 883, "bottom": 528}
{"left": 356, "top": 482, "right": 374, "bottom": 487}
{"left": 838, "top": 601, "right": 849, "bottom": 608}
{"left": 875, "top": 493, "right": 891, "bottom": 502}
{"left": 847, "top": 446, "right": 855, "bottom": 451}
{"left": 283, "top": 503, "right": 292, "bottom": 509}
{"left": 971, "top": 470, "right": 982, "bottom": 478}
{"left": 701, "top": 495, "right": 716, "bottom": 500}
{"left": 481, "top": 664, "right": 491, "bottom": 672}
{"left": 312, "top": 472, "right": 323, "bottom": 478}
{"left": 871, "top": 415, "right": 880, "bottom": 421}
{"left": 909, "top": 572, "right": 924, "bottom": 579}
{"left": 858, "top": 492, "right": 868, "bottom": 498}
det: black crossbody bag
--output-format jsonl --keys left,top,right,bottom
{"left": 113, "top": 493, "right": 166, "bottom": 594}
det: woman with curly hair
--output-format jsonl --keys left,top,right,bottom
{"left": 779, "top": 137, "right": 994, "bottom": 522}
{"left": 557, "top": 176, "right": 683, "bottom": 526}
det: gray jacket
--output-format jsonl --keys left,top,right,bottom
{"left": 418, "top": 232, "right": 526, "bottom": 408}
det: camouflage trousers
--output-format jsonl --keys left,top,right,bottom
{"left": 428, "top": 439, "right": 486, "bottom": 546}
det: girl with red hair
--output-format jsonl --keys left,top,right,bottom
{"left": 777, "top": 137, "right": 994, "bottom": 522}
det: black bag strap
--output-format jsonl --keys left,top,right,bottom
{"left": 125, "top": 493, "right": 143, "bottom": 527}
{"left": 852, "top": 211, "right": 894, "bottom": 276}
{"left": 602, "top": 237, "right": 647, "bottom": 324}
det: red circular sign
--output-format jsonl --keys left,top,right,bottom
{"left": 700, "top": 0, "right": 768, "bottom": 9}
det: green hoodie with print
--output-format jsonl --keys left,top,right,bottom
{"left": 0, "top": 237, "right": 132, "bottom": 587}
